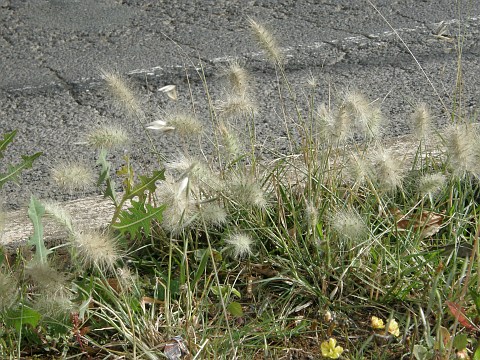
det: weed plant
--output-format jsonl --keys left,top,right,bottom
{"left": 1, "top": 14, "right": 480, "bottom": 360}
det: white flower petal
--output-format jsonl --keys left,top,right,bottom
{"left": 158, "top": 85, "right": 177, "bottom": 100}
{"left": 146, "top": 120, "right": 175, "bottom": 132}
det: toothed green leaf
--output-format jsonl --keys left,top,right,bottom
{"left": 6, "top": 305, "right": 41, "bottom": 333}
{"left": 112, "top": 199, "right": 165, "bottom": 239}
{"left": 0, "top": 130, "right": 17, "bottom": 159}
{"left": 128, "top": 169, "right": 165, "bottom": 200}
{"left": 0, "top": 152, "right": 42, "bottom": 188}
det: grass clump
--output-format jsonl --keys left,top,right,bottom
{"left": 1, "top": 14, "right": 480, "bottom": 360}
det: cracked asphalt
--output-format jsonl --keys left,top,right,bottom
{"left": 1, "top": 0, "right": 480, "bottom": 210}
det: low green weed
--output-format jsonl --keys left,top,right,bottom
{"left": 1, "top": 12, "right": 480, "bottom": 360}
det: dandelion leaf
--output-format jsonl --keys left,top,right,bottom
{"left": 112, "top": 199, "right": 165, "bottom": 238}
{"left": 0, "top": 130, "right": 17, "bottom": 158}
{"left": 0, "top": 152, "right": 42, "bottom": 188}
{"left": 96, "top": 149, "right": 118, "bottom": 204}
{"left": 27, "top": 196, "right": 52, "bottom": 263}
{"left": 5, "top": 305, "right": 41, "bottom": 333}
{"left": 96, "top": 149, "right": 111, "bottom": 186}
{"left": 128, "top": 169, "right": 165, "bottom": 201}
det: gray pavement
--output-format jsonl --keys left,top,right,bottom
{"left": 1, "top": 0, "right": 480, "bottom": 209}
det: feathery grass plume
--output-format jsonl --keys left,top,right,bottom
{"left": 417, "top": 172, "right": 447, "bottom": 199}
{"left": 114, "top": 266, "right": 139, "bottom": 295}
{"left": 0, "top": 270, "right": 19, "bottom": 311}
{"left": 86, "top": 124, "right": 129, "bottom": 150}
{"left": 316, "top": 104, "right": 352, "bottom": 143}
{"left": 346, "top": 153, "right": 371, "bottom": 186}
{"left": 306, "top": 73, "right": 318, "bottom": 89}
{"left": 216, "top": 94, "right": 257, "bottom": 120}
{"left": 25, "top": 261, "right": 68, "bottom": 295}
{"left": 444, "top": 124, "right": 480, "bottom": 177}
{"left": 225, "top": 233, "right": 254, "bottom": 260}
{"left": 199, "top": 202, "right": 228, "bottom": 228}
{"left": 305, "top": 200, "right": 319, "bottom": 229}
{"left": 248, "top": 18, "right": 283, "bottom": 65}
{"left": 226, "top": 173, "right": 267, "bottom": 210}
{"left": 32, "top": 292, "right": 73, "bottom": 320}
{"left": 51, "top": 161, "right": 94, "bottom": 192}
{"left": 43, "top": 200, "right": 74, "bottom": 233}
{"left": 101, "top": 70, "right": 142, "bottom": 117}
{"left": 161, "top": 111, "right": 202, "bottom": 139}
{"left": 343, "top": 90, "right": 382, "bottom": 139}
{"left": 72, "top": 229, "right": 121, "bottom": 271}
{"left": 329, "top": 207, "right": 368, "bottom": 243}
{"left": 218, "top": 122, "right": 242, "bottom": 160}
{"left": 225, "top": 61, "right": 250, "bottom": 96}
{"left": 166, "top": 154, "right": 221, "bottom": 191}
{"left": 156, "top": 175, "right": 196, "bottom": 233}
{"left": 371, "top": 146, "right": 405, "bottom": 192}
{"left": 411, "top": 102, "right": 432, "bottom": 139}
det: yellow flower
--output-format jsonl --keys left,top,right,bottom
{"left": 321, "top": 338, "right": 344, "bottom": 359}
{"left": 371, "top": 316, "right": 385, "bottom": 329}
{"left": 387, "top": 319, "right": 400, "bottom": 337}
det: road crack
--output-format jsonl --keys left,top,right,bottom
{"left": 45, "top": 66, "right": 84, "bottom": 107}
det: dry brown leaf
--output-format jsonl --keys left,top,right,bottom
{"left": 391, "top": 208, "right": 445, "bottom": 238}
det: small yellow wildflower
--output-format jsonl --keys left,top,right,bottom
{"left": 387, "top": 319, "right": 400, "bottom": 337}
{"left": 371, "top": 316, "right": 385, "bottom": 329}
{"left": 321, "top": 338, "right": 344, "bottom": 359}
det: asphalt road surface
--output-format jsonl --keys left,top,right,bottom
{"left": 1, "top": 0, "right": 480, "bottom": 210}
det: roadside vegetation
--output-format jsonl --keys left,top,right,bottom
{"left": 1, "top": 12, "right": 479, "bottom": 360}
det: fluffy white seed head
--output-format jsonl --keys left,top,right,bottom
{"left": 445, "top": 124, "right": 480, "bottom": 177}
{"left": 72, "top": 229, "right": 121, "bottom": 271}
{"left": 248, "top": 18, "right": 283, "bottom": 65}
{"left": 305, "top": 200, "right": 319, "bottom": 229}
{"left": 306, "top": 74, "right": 318, "bottom": 89}
{"left": 25, "top": 261, "right": 68, "bottom": 295}
{"left": 114, "top": 266, "right": 139, "bottom": 295}
{"left": 51, "top": 161, "right": 94, "bottom": 192}
{"left": 417, "top": 172, "right": 447, "bottom": 198}
{"left": 0, "top": 271, "right": 19, "bottom": 311}
{"left": 412, "top": 102, "right": 432, "bottom": 139}
{"left": 101, "top": 70, "right": 142, "bottom": 117}
{"left": 317, "top": 105, "right": 353, "bottom": 144}
{"left": 225, "top": 61, "right": 250, "bottom": 96}
{"left": 43, "top": 201, "right": 74, "bottom": 233}
{"left": 330, "top": 207, "right": 368, "bottom": 243}
{"left": 218, "top": 122, "right": 242, "bottom": 161}
{"left": 345, "top": 153, "right": 371, "bottom": 186}
{"left": 33, "top": 291, "right": 73, "bottom": 319}
{"left": 156, "top": 176, "right": 196, "bottom": 233}
{"left": 225, "top": 233, "right": 254, "bottom": 260}
{"left": 166, "top": 155, "right": 211, "bottom": 183}
{"left": 372, "top": 147, "right": 405, "bottom": 193}
{"left": 199, "top": 202, "right": 228, "bottom": 228}
{"left": 216, "top": 94, "right": 257, "bottom": 119}
{"left": 164, "top": 111, "right": 202, "bottom": 139}
{"left": 226, "top": 173, "right": 267, "bottom": 210}
{"left": 343, "top": 90, "right": 382, "bottom": 139}
{"left": 86, "top": 124, "right": 129, "bottom": 150}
